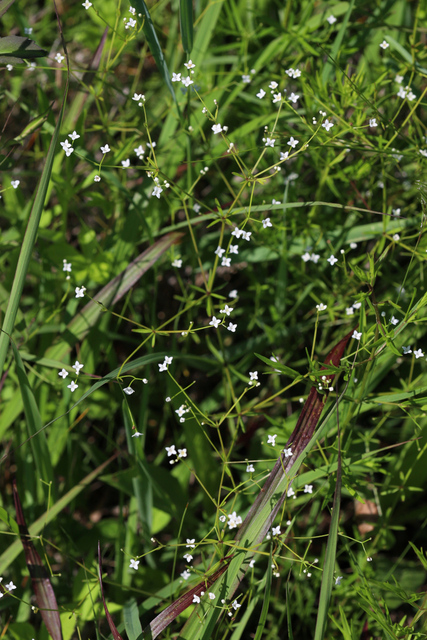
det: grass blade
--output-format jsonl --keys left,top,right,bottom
{"left": 0, "top": 52, "right": 68, "bottom": 379}
{"left": 133, "top": 0, "right": 177, "bottom": 103}
{"left": 11, "top": 341, "right": 54, "bottom": 494}
{"left": 13, "top": 481, "right": 63, "bottom": 640}
{"left": 314, "top": 430, "right": 342, "bottom": 640}
{"left": 180, "top": 0, "right": 193, "bottom": 53}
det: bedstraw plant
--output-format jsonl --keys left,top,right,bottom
{"left": 1, "top": 0, "right": 427, "bottom": 638}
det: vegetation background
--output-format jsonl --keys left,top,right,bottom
{"left": 1, "top": 0, "right": 427, "bottom": 638}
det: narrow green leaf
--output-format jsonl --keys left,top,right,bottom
{"left": 314, "top": 433, "right": 342, "bottom": 640}
{"left": 253, "top": 548, "right": 272, "bottom": 640}
{"left": 132, "top": 0, "right": 177, "bottom": 103}
{"left": 0, "top": 61, "right": 68, "bottom": 378}
{"left": 321, "top": 0, "right": 355, "bottom": 84}
{"left": 180, "top": 0, "right": 193, "bottom": 54}
{"left": 11, "top": 341, "right": 54, "bottom": 492}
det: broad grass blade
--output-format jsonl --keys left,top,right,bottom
{"left": 123, "top": 598, "right": 144, "bottom": 640}
{"left": 13, "top": 481, "right": 63, "bottom": 640}
{"left": 98, "top": 542, "right": 125, "bottom": 640}
{"left": 180, "top": 0, "right": 193, "bottom": 53}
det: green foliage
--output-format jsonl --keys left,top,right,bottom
{"left": 1, "top": 0, "right": 427, "bottom": 638}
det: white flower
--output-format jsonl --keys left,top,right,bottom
{"left": 220, "top": 304, "right": 233, "bottom": 316}
{"left": 229, "top": 290, "right": 238, "bottom": 298}
{"left": 242, "top": 231, "right": 251, "bottom": 241}
{"left": 390, "top": 316, "right": 399, "bottom": 325}
{"left": 346, "top": 307, "right": 354, "bottom": 315}
{"left": 327, "top": 255, "right": 338, "bottom": 265}
{"left": 171, "top": 72, "right": 182, "bottom": 82}
{"left": 289, "top": 92, "right": 299, "bottom": 103}
{"left": 193, "top": 595, "right": 200, "bottom": 604}
{"left": 212, "top": 124, "right": 223, "bottom": 134}
{"left": 58, "top": 368, "right": 68, "bottom": 379}
{"left": 302, "top": 252, "right": 311, "bottom": 262}
{"left": 172, "top": 258, "right": 182, "bottom": 268}
{"left": 125, "top": 18, "right": 136, "bottom": 29}
{"left": 283, "top": 448, "right": 292, "bottom": 458}
{"left": 178, "top": 448, "right": 187, "bottom": 458}
{"left": 256, "top": 89, "right": 266, "bottom": 99}
{"left": 100, "top": 144, "right": 110, "bottom": 154}
{"left": 227, "top": 323, "right": 237, "bottom": 332}
{"left": 269, "top": 81, "right": 278, "bottom": 90}
{"left": 186, "top": 538, "right": 196, "bottom": 548}
{"left": 326, "top": 15, "right": 337, "bottom": 24}
{"left": 221, "top": 257, "right": 231, "bottom": 267}
{"left": 183, "top": 553, "right": 193, "bottom": 562}
{"left": 131, "top": 431, "right": 143, "bottom": 437}
{"left": 316, "top": 303, "right": 327, "bottom": 311}
{"left": 287, "top": 137, "right": 299, "bottom": 148}
{"left": 227, "top": 511, "right": 242, "bottom": 529}
{"left": 72, "top": 361, "right": 84, "bottom": 374}
{"left": 402, "top": 346, "right": 412, "bottom": 354}
{"left": 62, "top": 259, "right": 72, "bottom": 273}
{"left": 414, "top": 349, "right": 424, "bottom": 359}
{"left": 264, "top": 138, "right": 275, "bottom": 147}
{"left": 246, "top": 464, "right": 254, "bottom": 472}
{"left": 352, "top": 330, "right": 362, "bottom": 341}
{"left": 124, "top": 387, "right": 135, "bottom": 395}
{"left": 242, "top": 74, "right": 251, "bottom": 83}
{"left": 165, "top": 445, "right": 177, "bottom": 456}
{"left": 232, "top": 600, "right": 241, "bottom": 610}
{"left": 129, "top": 559, "right": 139, "bottom": 570}
{"left": 304, "top": 484, "right": 313, "bottom": 493}
{"left": 55, "top": 53, "right": 65, "bottom": 63}
{"left": 184, "top": 59, "right": 195, "bottom": 69}
{"left": 335, "top": 576, "right": 343, "bottom": 585}
{"left": 60, "top": 140, "right": 74, "bottom": 156}
{"left": 121, "top": 159, "right": 130, "bottom": 168}
{"left": 152, "top": 186, "right": 163, "bottom": 198}
{"left": 267, "top": 434, "right": 277, "bottom": 445}
{"left": 208, "top": 592, "right": 215, "bottom": 600}
{"left": 272, "top": 526, "right": 281, "bottom": 536}
{"left": 249, "top": 371, "right": 258, "bottom": 383}
{"left": 369, "top": 118, "right": 378, "bottom": 127}
{"left": 82, "top": 0, "right": 92, "bottom": 8}
{"left": 393, "top": 233, "right": 400, "bottom": 241}
{"left": 209, "top": 316, "right": 221, "bottom": 328}
{"left": 67, "top": 381, "right": 78, "bottom": 392}
{"left": 94, "top": 175, "right": 101, "bottom": 182}
{"left": 380, "top": 39, "right": 389, "bottom": 49}
{"left": 134, "top": 145, "right": 145, "bottom": 157}
{"left": 181, "top": 76, "right": 193, "bottom": 87}
{"left": 322, "top": 119, "right": 334, "bottom": 132}
{"left": 272, "top": 93, "right": 281, "bottom": 103}
{"left": 75, "top": 286, "right": 86, "bottom": 298}
{"left": 181, "top": 570, "right": 191, "bottom": 580}
{"left": 263, "top": 217, "right": 273, "bottom": 228}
